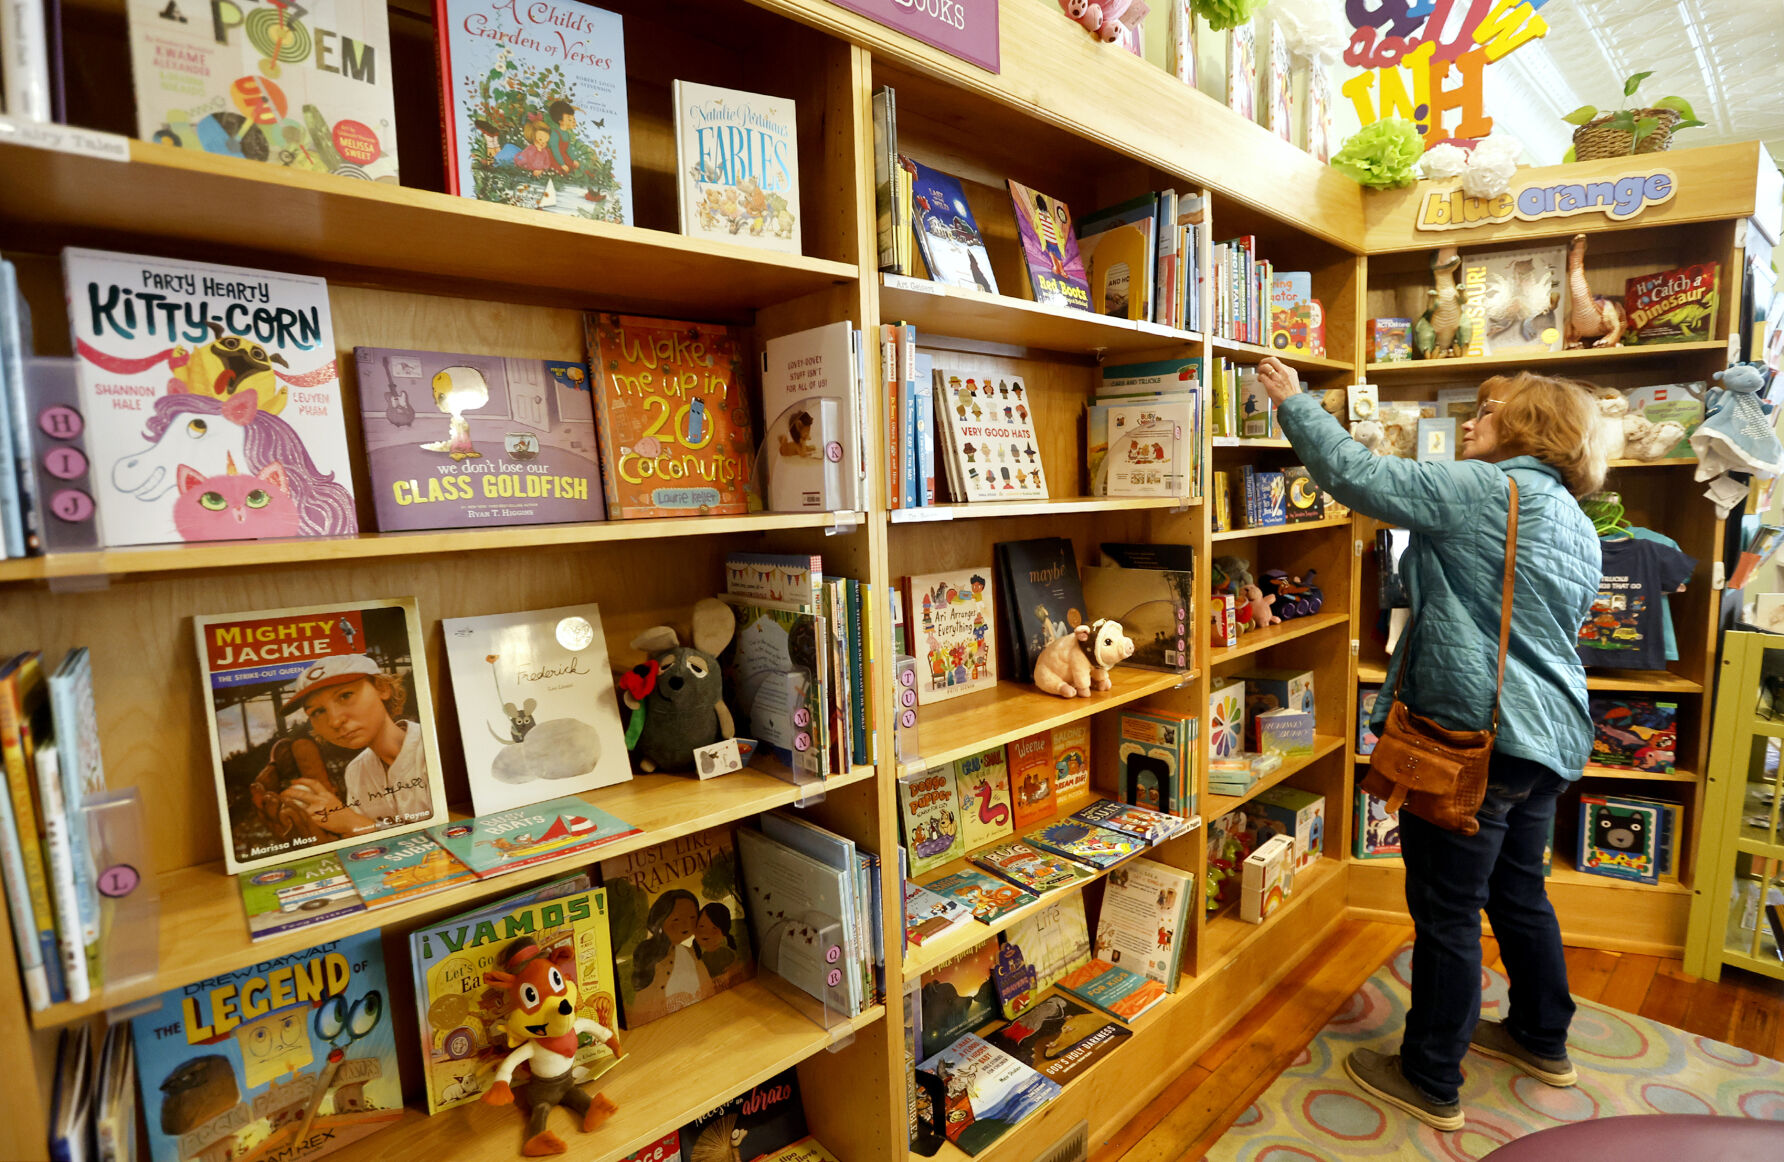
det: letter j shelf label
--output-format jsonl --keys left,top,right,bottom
{"left": 825, "top": 0, "right": 1000, "bottom": 74}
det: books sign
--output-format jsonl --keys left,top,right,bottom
{"left": 827, "top": 0, "right": 999, "bottom": 73}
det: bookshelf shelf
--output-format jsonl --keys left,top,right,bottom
{"left": 879, "top": 274, "right": 1202, "bottom": 356}
{"left": 1607, "top": 458, "right": 1700, "bottom": 469}
{"left": 1359, "top": 853, "right": 1691, "bottom": 895}
{"left": 1363, "top": 340, "right": 1727, "bottom": 377}
{"left": 1585, "top": 670, "right": 1705, "bottom": 694}
{"left": 1581, "top": 765, "right": 1699, "bottom": 783}
{"left": 1208, "top": 337, "right": 1353, "bottom": 373}
{"left": 888, "top": 496, "right": 1196, "bottom": 524}
{"left": 27, "top": 764, "right": 874, "bottom": 1029}
{"left": 1204, "top": 735, "right": 1346, "bottom": 819}
{"left": 1199, "top": 857, "right": 1343, "bottom": 974}
{"left": 1209, "top": 611, "right": 1349, "bottom": 667}
{"left": 1211, "top": 515, "right": 1351, "bottom": 541}
{"left": 1213, "top": 436, "right": 1293, "bottom": 449}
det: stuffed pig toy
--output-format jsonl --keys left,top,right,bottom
{"left": 1032, "top": 618, "right": 1134, "bottom": 699}
{"left": 619, "top": 598, "right": 735, "bottom": 772}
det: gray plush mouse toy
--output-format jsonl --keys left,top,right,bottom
{"left": 619, "top": 598, "right": 736, "bottom": 773}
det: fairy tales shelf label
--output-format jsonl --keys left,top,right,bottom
{"left": 1415, "top": 168, "right": 1678, "bottom": 232}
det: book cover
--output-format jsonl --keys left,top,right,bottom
{"left": 1104, "top": 400, "right": 1194, "bottom": 498}
{"left": 337, "top": 831, "right": 475, "bottom": 909}
{"left": 441, "top": 603, "right": 632, "bottom": 815}
{"left": 236, "top": 853, "right": 365, "bottom": 940}
{"left": 994, "top": 538, "right": 1085, "bottom": 683}
{"left": 1266, "top": 22, "right": 1292, "bottom": 142}
{"left": 1049, "top": 723, "right": 1091, "bottom": 812}
{"left": 437, "top": 0, "right": 631, "bottom": 222}
{"left": 1081, "top": 563, "right": 1194, "bottom": 675}
{"left": 1461, "top": 245, "right": 1567, "bottom": 357}
{"left": 1622, "top": 382, "right": 1704, "bottom": 459}
{"left": 954, "top": 747, "right": 1015, "bottom": 851}
{"left": 132, "top": 931, "right": 401, "bottom": 1162}
{"left": 1254, "top": 708, "right": 1314, "bottom": 761}
{"left": 970, "top": 841, "right": 1095, "bottom": 895}
{"left": 1577, "top": 796, "right": 1661, "bottom": 884}
{"left": 410, "top": 886, "right": 620, "bottom": 1113}
{"left": 920, "top": 941, "right": 1000, "bottom": 1058}
{"left": 906, "top": 880, "right": 976, "bottom": 943}
{"left": 600, "top": 826, "right": 755, "bottom": 1028}
{"left": 1006, "top": 733, "right": 1057, "bottom": 831}
{"left": 126, "top": 0, "right": 399, "bottom": 181}
{"left": 1369, "top": 318, "right": 1413, "bottom": 363}
{"left": 1077, "top": 197, "right": 1155, "bottom": 321}
{"left": 1269, "top": 272, "right": 1322, "bottom": 356}
{"left": 1588, "top": 697, "right": 1677, "bottom": 773}
{"left": 1226, "top": 21, "right": 1258, "bottom": 122}
{"left": 0, "top": 654, "right": 59, "bottom": 1008}
{"left": 63, "top": 248, "right": 358, "bottom": 547}
{"left": 907, "top": 158, "right": 998, "bottom": 294}
{"left": 433, "top": 796, "right": 638, "bottom": 878}
{"left": 624, "top": 1133, "right": 684, "bottom": 1162}
{"left": 735, "top": 827, "right": 855, "bottom": 1014}
{"left": 1072, "top": 799, "right": 1193, "bottom": 845}
{"left": 900, "top": 765, "right": 967, "bottom": 876}
{"left": 1354, "top": 788, "right": 1401, "bottom": 858}
{"left": 720, "top": 596, "right": 828, "bottom": 775}
{"left": 908, "top": 568, "right": 997, "bottom": 704}
{"left": 1056, "top": 958, "right": 1168, "bottom": 1023}
{"left": 915, "top": 1034, "right": 1061, "bottom": 1155}
{"left": 1357, "top": 685, "right": 1381, "bottom": 754}
{"left": 1005, "top": 179, "right": 1091, "bottom": 312}
{"left": 585, "top": 314, "right": 756, "bottom": 518}
{"left": 1117, "top": 709, "right": 1190, "bottom": 816}
{"left": 1281, "top": 466, "right": 1324, "bottom": 523}
{"left": 673, "top": 80, "right": 801, "bottom": 253}
{"left": 1306, "top": 56, "right": 1333, "bottom": 163}
{"left": 1417, "top": 417, "right": 1457, "bottom": 461}
{"left": 352, "top": 347, "right": 604, "bottom": 532}
{"left": 1095, "top": 858, "right": 1192, "bottom": 985}
{"left": 761, "top": 322, "right": 859, "bottom": 512}
{"left": 924, "top": 869, "right": 1036, "bottom": 923}
{"left": 1237, "top": 369, "right": 1272, "bottom": 438}
{"left": 933, "top": 370, "right": 1049, "bottom": 503}
{"left": 47, "top": 649, "right": 106, "bottom": 973}
{"left": 1027, "top": 821, "right": 1142, "bottom": 870}
{"left": 1625, "top": 263, "right": 1721, "bottom": 345}
{"left": 983, "top": 992, "right": 1131, "bottom": 1084}
{"left": 679, "top": 1068, "right": 808, "bottom": 1162}
{"left": 194, "top": 599, "right": 448, "bottom": 875}
{"left": 1003, "top": 895, "right": 1091, "bottom": 991}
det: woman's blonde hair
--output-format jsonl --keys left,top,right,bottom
{"left": 1476, "top": 373, "right": 1605, "bottom": 498}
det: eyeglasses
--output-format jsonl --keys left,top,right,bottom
{"left": 1473, "top": 399, "right": 1504, "bottom": 421}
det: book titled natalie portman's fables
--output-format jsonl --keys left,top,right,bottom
{"left": 674, "top": 80, "right": 802, "bottom": 253}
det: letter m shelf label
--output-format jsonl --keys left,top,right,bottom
{"left": 825, "top": 0, "right": 1000, "bottom": 73}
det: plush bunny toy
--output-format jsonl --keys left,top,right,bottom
{"left": 1032, "top": 618, "right": 1135, "bottom": 699}
{"left": 618, "top": 598, "right": 735, "bottom": 772}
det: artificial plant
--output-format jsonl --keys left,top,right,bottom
{"left": 1561, "top": 70, "right": 1707, "bottom": 161}
{"left": 1191, "top": 0, "right": 1264, "bottom": 34}
{"left": 1329, "top": 119, "right": 1425, "bottom": 190}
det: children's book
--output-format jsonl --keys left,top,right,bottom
{"left": 1096, "top": 859, "right": 1192, "bottom": 987}
{"left": 1005, "top": 179, "right": 1091, "bottom": 312}
{"left": 1077, "top": 196, "right": 1156, "bottom": 321}
{"left": 1281, "top": 466, "right": 1324, "bottom": 523}
{"left": 1104, "top": 399, "right": 1194, "bottom": 499}
{"left": 1353, "top": 788, "right": 1401, "bottom": 858}
{"left": 600, "top": 825, "right": 755, "bottom": 1028}
{"left": 1026, "top": 821, "right": 1143, "bottom": 870}
{"left": 441, "top": 602, "right": 632, "bottom": 815}
{"left": 337, "top": 831, "right": 476, "bottom": 908}
{"left": 624, "top": 1133, "right": 684, "bottom": 1162}
{"left": 1237, "top": 369, "right": 1272, "bottom": 438}
{"left": 971, "top": 841, "right": 1096, "bottom": 895}
{"left": 1266, "top": 21, "right": 1292, "bottom": 141}
{"left": 410, "top": 884, "right": 620, "bottom": 1113}
{"left": 126, "top": 0, "right": 399, "bottom": 181}
{"left": 1117, "top": 708, "right": 1193, "bottom": 816}
{"left": 1305, "top": 57, "right": 1333, "bottom": 163}
{"left": 236, "top": 853, "right": 365, "bottom": 940}
{"left": 735, "top": 826, "right": 856, "bottom": 1015}
{"left": 1622, "top": 383, "right": 1704, "bottom": 459}
{"left": 905, "top": 880, "right": 977, "bottom": 944}
{"left": 1056, "top": 958, "right": 1168, "bottom": 1023}
{"left": 1357, "top": 685, "right": 1381, "bottom": 755}
{"left": 0, "top": 654, "right": 59, "bottom": 1007}
{"left": 924, "top": 869, "right": 1036, "bottom": 924}
{"left": 352, "top": 347, "right": 605, "bottom": 531}
{"left": 1210, "top": 679, "right": 1244, "bottom": 758}
{"left": 679, "top": 1068, "right": 809, "bottom": 1162}
{"left": 194, "top": 599, "right": 448, "bottom": 875}
{"left": 432, "top": 795, "right": 639, "bottom": 878}
{"left": 1269, "top": 272, "right": 1323, "bottom": 356}
{"left": 761, "top": 322, "right": 859, "bottom": 512}
{"left": 915, "top": 1034, "right": 1061, "bottom": 1156}
{"left": 720, "top": 596, "right": 828, "bottom": 776}
{"left": 983, "top": 991, "right": 1131, "bottom": 1084}
{"left": 1006, "top": 733, "right": 1057, "bottom": 831}
{"left": 1588, "top": 697, "right": 1677, "bottom": 773}
{"left": 1082, "top": 562, "right": 1194, "bottom": 676}
{"left": 63, "top": 249, "right": 358, "bottom": 547}
{"left": 1624, "top": 263, "right": 1721, "bottom": 345}
{"left": 764, "top": 1137, "right": 841, "bottom": 1162}
{"left": 1003, "top": 896, "right": 1091, "bottom": 991}
{"left": 133, "top": 931, "right": 402, "bottom": 1162}
{"left": 585, "top": 314, "right": 756, "bottom": 518}
{"left": 673, "top": 80, "right": 801, "bottom": 253}
{"left": 437, "top": 0, "right": 631, "bottom": 223}
{"left": 907, "top": 158, "right": 998, "bottom": 294}
{"left": 1577, "top": 796, "right": 1662, "bottom": 884}
{"left": 907, "top": 568, "right": 997, "bottom": 703}
{"left": 1072, "top": 799, "right": 1194, "bottom": 845}
{"left": 901, "top": 765, "right": 967, "bottom": 876}
{"left": 1049, "top": 723, "right": 1092, "bottom": 812}
{"left": 932, "top": 369, "right": 1049, "bottom": 503}
{"left": 1226, "top": 20, "right": 1258, "bottom": 123}
{"left": 994, "top": 538, "right": 1085, "bottom": 683}
{"left": 47, "top": 648, "right": 106, "bottom": 977}
{"left": 954, "top": 747, "right": 1015, "bottom": 851}
{"left": 919, "top": 941, "right": 1000, "bottom": 1058}
{"left": 1460, "top": 245, "right": 1567, "bottom": 357}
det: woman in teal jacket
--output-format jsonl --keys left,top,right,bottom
{"left": 1258, "top": 356, "right": 1603, "bottom": 1133}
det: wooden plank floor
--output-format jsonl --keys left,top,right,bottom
{"left": 1097, "top": 920, "right": 1784, "bottom": 1162}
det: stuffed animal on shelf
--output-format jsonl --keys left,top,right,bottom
{"left": 1563, "top": 234, "right": 1626, "bottom": 349}
{"left": 1692, "top": 362, "right": 1784, "bottom": 516}
{"left": 1235, "top": 582, "right": 1279, "bottom": 631}
{"left": 619, "top": 597, "right": 735, "bottom": 773}
{"left": 1411, "top": 246, "right": 1469, "bottom": 359}
{"left": 1032, "top": 618, "right": 1134, "bottom": 698}
{"left": 1622, "top": 411, "right": 1688, "bottom": 462}
{"left": 482, "top": 938, "right": 621, "bottom": 1157}
{"left": 1059, "top": 0, "right": 1142, "bottom": 47}
{"left": 1263, "top": 570, "right": 1322, "bottom": 620}
{"left": 1351, "top": 418, "right": 1392, "bottom": 456}
{"left": 1590, "top": 386, "right": 1629, "bottom": 462}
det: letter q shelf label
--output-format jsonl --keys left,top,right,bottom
{"left": 0, "top": 115, "right": 131, "bottom": 163}
{"left": 827, "top": 0, "right": 999, "bottom": 73}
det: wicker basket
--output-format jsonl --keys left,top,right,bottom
{"left": 1572, "top": 108, "right": 1682, "bottom": 160}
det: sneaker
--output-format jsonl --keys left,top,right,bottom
{"left": 1343, "top": 1048, "right": 1465, "bottom": 1132}
{"left": 1469, "top": 1020, "right": 1577, "bottom": 1087}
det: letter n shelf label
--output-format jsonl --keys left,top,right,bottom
{"left": 826, "top": 0, "right": 1000, "bottom": 73}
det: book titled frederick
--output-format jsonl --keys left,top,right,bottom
{"left": 908, "top": 569, "right": 997, "bottom": 704}
{"left": 437, "top": 0, "right": 631, "bottom": 222}
{"left": 410, "top": 884, "right": 620, "bottom": 1113}
{"left": 586, "top": 314, "right": 756, "bottom": 518}
{"left": 433, "top": 796, "right": 637, "bottom": 878}
{"left": 907, "top": 159, "right": 998, "bottom": 293}
{"left": 1056, "top": 957, "right": 1168, "bottom": 1023}
{"left": 337, "top": 831, "right": 475, "bottom": 909}
{"left": 599, "top": 826, "right": 755, "bottom": 1028}
{"left": 971, "top": 841, "right": 1095, "bottom": 894}
{"left": 983, "top": 991, "right": 1131, "bottom": 1084}
{"left": 1460, "top": 245, "right": 1567, "bottom": 357}
{"left": 761, "top": 322, "right": 859, "bottom": 512}
{"left": 441, "top": 603, "right": 631, "bottom": 816}
{"left": 674, "top": 80, "right": 801, "bottom": 253}
{"left": 933, "top": 369, "right": 1049, "bottom": 503}
{"left": 916, "top": 1034, "right": 1061, "bottom": 1156}
{"left": 1625, "top": 263, "right": 1721, "bottom": 345}
{"left": 1073, "top": 799, "right": 1194, "bottom": 845}
{"left": 994, "top": 538, "right": 1085, "bottom": 684}
{"left": 132, "top": 931, "right": 401, "bottom": 1162}
{"left": 353, "top": 347, "right": 604, "bottom": 531}
{"left": 925, "top": 868, "right": 1036, "bottom": 923}
{"left": 900, "top": 765, "right": 966, "bottom": 876}
{"left": 126, "top": 0, "right": 399, "bottom": 181}
{"left": 194, "top": 599, "right": 448, "bottom": 875}
{"left": 236, "top": 853, "right": 365, "bottom": 940}
{"left": 680, "top": 1067, "right": 810, "bottom": 1161}
{"left": 1006, "top": 180, "right": 1091, "bottom": 312}
{"left": 1095, "top": 859, "right": 1192, "bottom": 986}
{"left": 64, "top": 249, "right": 358, "bottom": 547}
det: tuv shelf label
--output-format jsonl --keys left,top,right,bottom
{"left": 827, "top": 0, "right": 999, "bottom": 73}
{"left": 1416, "top": 167, "right": 1678, "bottom": 232}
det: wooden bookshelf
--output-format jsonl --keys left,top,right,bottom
{"left": 888, "top": 496, "right": 1195, "bottom": 524}
{"left": 1211, "top": 515, "right": 1351, "bottom": 541}
{"left": 1364, "top": 339, "right": 1727, "bottom": 376}
{"left": 1210, "top": 336, "right": 1354, "bottom": 373}
{"left": 879, "top": 274, "right": 1201, "bottom": 356}
{"left": 1203, "top": 735, "right": 1346, "bottom": 819}
{"left": 1209, "top": 610, "right": 1349, "bottom": 666}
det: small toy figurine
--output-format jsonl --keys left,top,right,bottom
{"left": 1563, "top": 234, "right": 1625, "bottom": 349}
{"left": 618, "top": 598, "right": 736, "bottom": 773}
{"left": 1263, "top": 570, "right": 1323, "bottom": 620}
{"left": 1412, "top": 247, "right": 1469, "bottom": 359}
{"left": 1236, "top": 582, "right": 1280, "bottom": 631}
{"left": 482, "top": 938, "right": 621, "bottom": 1156}
{"left": 1032, "top": 618, "right": 1134, "bottom": 698}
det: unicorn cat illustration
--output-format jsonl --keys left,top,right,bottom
{"left": 173, "top": 453, "right": 302, "bottom": 541}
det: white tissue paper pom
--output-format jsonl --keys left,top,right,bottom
{"left": 1419, "top": 143, "right": 1469, "bottom": 180}
{"left": 1461, "top": 135, "right": 1524, "bottom": 198}
{"left": 1270, "top": 0, "right": 1348, "bottom": 63}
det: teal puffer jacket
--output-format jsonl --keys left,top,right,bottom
{"left": 1276, "top": 393, "right": 1601, "bottom": 780}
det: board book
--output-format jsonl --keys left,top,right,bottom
{"left": 352, "top": 347, "right": 604, "bottom": 531}
{"left": 337, "top": 831, "right": 476, "bottom": 909}
{"left": 673, "top": 80, "right": 801, "bottom": 253}
{"left": 915, "top": 1033, "right": 1061, "bottom": 1156}
{"left": 906, "top": 158, "right": 998, "bottom": 294}
{"left": 1005, "top": 179, "right": 1090, "bottom": 312}
{"left": 431, "top": 796, "right": 639, "bottom": 878}
{"left": 236, "top": 853, "right": 365, "bottom": 941}
{"left": 983, "top": 991, "right": 1131, "bottom": 1084}
{"left": 907, "top": 568, "right": 997, "bottom": 704}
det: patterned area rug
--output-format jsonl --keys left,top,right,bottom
{"left": 1202, "top": 944, "right": 1784, "bottom": 1161}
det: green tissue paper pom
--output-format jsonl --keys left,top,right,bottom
{"left": 1192, "top": 0, "right": 1264, "bottom": 33}
{"left": 1329, "top": 119, "right": 1426, "bottom": 190}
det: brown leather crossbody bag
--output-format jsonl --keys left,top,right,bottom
{"left": 1360, "top": 478, "right": 1519, "bottom": 837}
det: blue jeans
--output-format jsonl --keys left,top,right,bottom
{"left": 1397, "top": 752, "right": 1574, "bottom": 1105}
